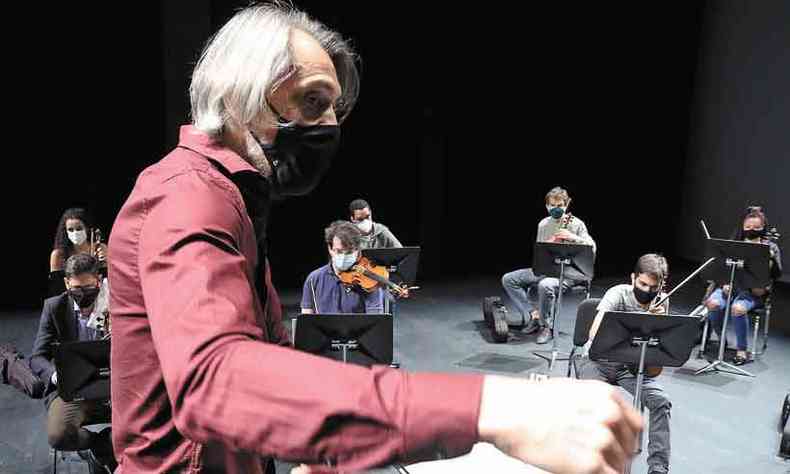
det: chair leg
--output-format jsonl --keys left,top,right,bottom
{"left": 567, "top": 348, "right": 576, "bottom": 378}
{"left": 752, "top": 313, "right": 761, "bottom": 359}
{"left": 636, "top": 406, "right": 645, "bottom": 454}
{"left": 698, "top": 318, "right": 709, "bottom": 358}
{"left": 763, "top": 307, "right": 771, "bottom": 352}
{"left": 52, "top": 449, "right": 57, "bottom": 474}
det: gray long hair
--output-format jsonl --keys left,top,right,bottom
{"left": 190, "top": 2, "right": 359, "bottom": 139}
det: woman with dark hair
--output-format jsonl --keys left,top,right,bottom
{"left": 50, "top": 208, "right": 107, "bottom": 272}
{"left": 705, "top": 206, "right": 783, "bottom": 365}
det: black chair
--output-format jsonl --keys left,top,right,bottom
{"left": 749, "top": 292, "right": 773, "bottom": 357}
{"left": 566, "top": 298, "right": 601, "bottom": 378}
{"left": 698, "top": 282, "right": 774, "bottom": 361}
{"left": 567, "top": 297, "right": 648, "bottom": 453}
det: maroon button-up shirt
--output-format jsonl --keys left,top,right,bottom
{"left": 108, "top": 125, "right": 483, "bottom": 473}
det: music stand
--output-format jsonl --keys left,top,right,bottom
{"left": 294, "top": 314, "right": 393, "bottom": 366}
{"left": 48, "top": 270, "right": 66, "bottom": 297}
{"left": 53, "top": 340, "right": 111, "bottom": 402}
{"left": 361, "top": 248, "right": 420, "bottom": 296}
{"left": 696, "top": 238, "right": 770, "bottom": 377}
{"left": 590, "top": 311, "right": 698, "bottom": 474}
{"left": 532, "top": 242, "right": 595, "bottom": 372}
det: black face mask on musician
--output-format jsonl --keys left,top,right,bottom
{"left": 743, "top": 228, "right": 765, "bottom": 240}
{"left": 254, "top": 123, "right": 341, "bottom": 197}
{"left": 633, "top": 285, "right": 658, "bottom": 305}
{"left": 69, "top": 286, "right": 100, "bottom": 309}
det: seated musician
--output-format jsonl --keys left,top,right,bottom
{"left": 49, "top": 208, "right": 108, "bottom": 296}
{"left": 30, "top": 253, "right": 116, "bottom": 472}
{"left": 578, "top": 253, "right": 672, "bottom": 474}
{"left": 301, "top": 220, "right": 385, "bottom": 314}
{"left": 704, "top": 206, "right": 783, "bottom": 365}
{"left": 501, "top": 186, "right": 596, "bottom": 344}
{"left": 50, "top": 208, "right": 108, "bottom": 272}
{"left": 349, "top": 198, "right": 403, "bottom": 249}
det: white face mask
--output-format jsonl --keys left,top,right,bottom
{"left": 332, "top": 251, "right": 358, "bottom": 272}
{"left": 68, "top": 229, "right": 87, "bottom": 246}
{"left": 355, "top": 218, "right": 373, "bottom": 234}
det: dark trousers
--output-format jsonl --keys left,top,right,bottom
{"left": 46, "top": 395, "right": 111, "bottom": 452}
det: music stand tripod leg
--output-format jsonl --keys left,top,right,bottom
{"left": 534, "top": 259, "right": 571, "bottom": 372}
{"left": 694, "top": 260, "right": 755, "bottom": 377}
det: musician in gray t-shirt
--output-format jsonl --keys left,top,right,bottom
{"left": 501, "top": 187, "right": 596, "bottom": 344}
{"left": 578, "top": 254, "right": 672, "bottom": 474}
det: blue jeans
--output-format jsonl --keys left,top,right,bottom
{"left": 501, "top": 268, "right": 574, "bottom": 326}
{"left": 706, "top": 288, "right": 760, "bottom": 351}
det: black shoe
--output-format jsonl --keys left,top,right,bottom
{"left": 522, "top": 318, "right": 540, "bottom": 334}
{"left": 732, "top": 354, "right": 752, "bottom": 366}
{"left": 89, "top": 427, "right": 117, "bottom": 473}
{"left": 78, "top": 449, "right": 111, "bottom": 474}
{"left": 536, "top": 327, "right": 553, "bottom": 344}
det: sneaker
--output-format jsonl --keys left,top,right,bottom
{"left": 536, "top": 327, "right": 553, "bottom": 344}
{"left": 522, "top": 317, "right": 540, "bottom": 334}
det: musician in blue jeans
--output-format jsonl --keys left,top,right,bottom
{"left": 501, "top": 187, "right": 595, "bottom": 344}
{"left": 704, "top": 207, "right": 782, "bottom": 365}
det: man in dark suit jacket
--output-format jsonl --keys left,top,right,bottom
{"left": 30, "top": 253, "right": 115, "bottom": 472}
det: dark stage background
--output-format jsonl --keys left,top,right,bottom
{"left": 7, "top": 1, "right": 789, "bottom": 311}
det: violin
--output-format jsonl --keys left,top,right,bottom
{"left": 550, "top": 198, "right": 575, "bottom": 243}
{"left": 338, "top": 256, "right": 415, "bottom": 298}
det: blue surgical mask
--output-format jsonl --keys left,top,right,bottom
{"left": 547, "top": 206, "right": 565, "bottom": 219}
{"left": 332, "top": 251, "right": 358, "bottom": 272}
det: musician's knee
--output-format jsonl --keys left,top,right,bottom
{"left": 48, "top": 424, "right": 76, "bottom": 451}
{"left": 502, "top": 271, "right": 525, "bottom": 289}
{"left": 538, "top": 278, "right": 558, "bottom": 293}
{"left": 731, "top": 304, "right": 748, "bottom": 317}
{"left": 705, "top": 299, "right": 721, "bottom": 311}
{"left": 644, "top": 391, "right": 672, "bottom": 413}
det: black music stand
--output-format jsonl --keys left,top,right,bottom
{"left": 48, "top": 270, "right": 66, "bottom": 298}
{"left": 590, "top": 311, "right": 698, "bottom": 474}
{"left": 361, "top": 248, "right": 420, "bottom": 293}
{"left": 294, "top": 314, "right": 393, "bottom": 366}
{"left": 532, "top": 242, "right": 595, "bottom": 372}
{"left": 53, "top": 340, "right": 111, "bottom": 402}
{"left": 696, "top": 238, "right": 770, "bottom": 377}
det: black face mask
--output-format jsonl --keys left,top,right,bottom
{"left": 69, "top": 287, "right": 100, "bottom": 309}
{"left": 743, "top": 228, "right": 765, "bottom": 240}
{"left": 256, "top": 124, "right": 341, "bottom": 197}
{"left": 633, "top": 285, "right": 658, "bottom": 305}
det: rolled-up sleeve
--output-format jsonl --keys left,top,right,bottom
{"left": 138, "top": 170, "right": 483, "bottom": 471}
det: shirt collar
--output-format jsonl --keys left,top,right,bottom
{"left": 176, "top": 125, "right": 260, "bottom": 176}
